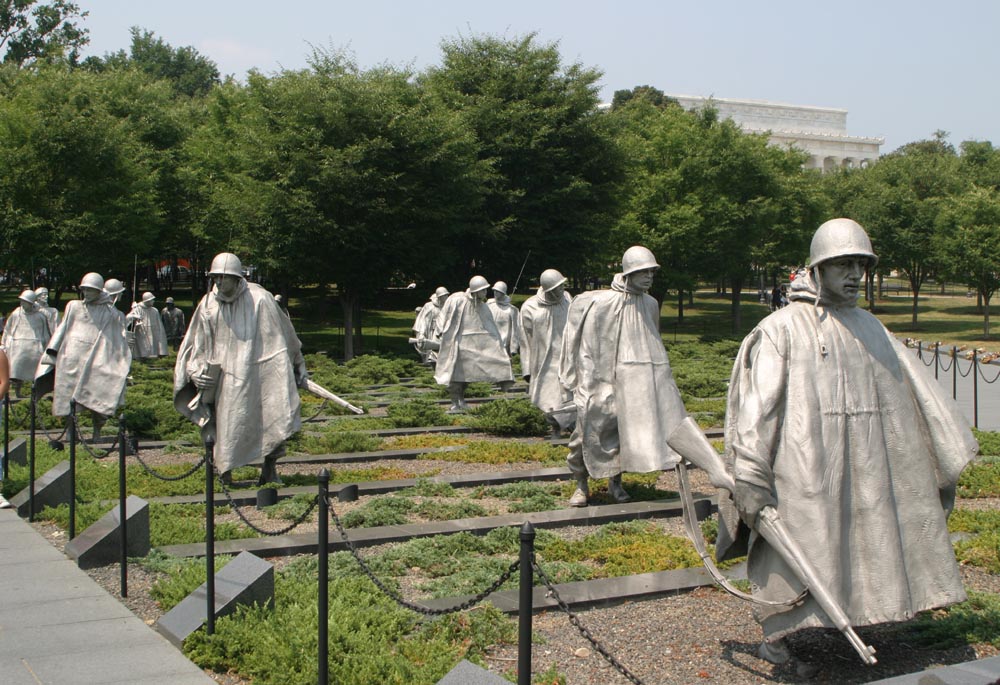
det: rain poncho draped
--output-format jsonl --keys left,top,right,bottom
{"left": 559, "top": 274, "right": 685, "bottom": 478}
{"left": 161, "top": 306, "right": 186, "bottom": 345}
{"left": 2, "top": 307, "right": 51, "bottom": 381}
{"left": 433, "top": 291, "right": 513, "bottom": 386}
{"left": 519, "top": 288, "right": 572, "bottom": 413}
{"left": 36, "top": 294, "right": 131, "bottom": 416}
{"left": 174, "top": 280, "right": 305, "bottom": 473}
{"left": 128, "top": 302, "right": 168, "bottom": 359}
{"left": 720, "top": 270, "right": 977, "bottom": 639}
{"left": 487, "top": 294, "right": 521, "bottom": 356}
{"left": 411, "top": 297, "right": 445, "bottom": 362}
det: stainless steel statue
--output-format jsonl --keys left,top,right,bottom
{"left": 519, "top": 269, "right": 573, "bottom": 436}
{"left": 35, "top": 272, "right": 131, "bottom": 439}
{"left": 410, "top": 286, "right": 448, "bottom": 364}
{"left": 434, "top": 276, "right": 513, "bottom": 413}
{"left": 33, "top": 286, "right": 59, "bottom": 331}
{"left": 103, "top": 278, "right": 126, "bottom": 307}
{"left": 160, "top": 297, "right": 186, "bottom": 348}
{"left": 486, "top": 281, "right": 520, "bottom": 358}
{"left": 127, "top": 292, "right": 169, "bottom": 359}
{"left": 718, "top": 218, "right": 978, "bottom": 666}
{"left": 3, "top": 290, "right": 51, "bottom": 387}
{"left": 173, "top": 253, "right": 308, "bottom": 485}
{"left": 559, "top": 247, "right": 690, "bottom": 506}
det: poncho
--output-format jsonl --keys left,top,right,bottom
{"left": 519, "top": 288, "right": 572, "bottom": 414}
{"left": 487, "top": 295, "right": 521, "bottom": 356}
{"left": 720, "top": 272, "right": 978, "bottom": 639}
{"left": 433, "top": 291, "right": 513, "bottom": 386}
{"left": 2, "top": 307, "right": 51, "bottom": 381}
{"left": 37, "top": 295, "right": 131, "bottom": 417}
{"left": 411, "top": 298, "right": 444, "bottom": 362}
{"left": 559, "top": 274, "right": 685, "bottom": 478}
{"left": 161, "top": 306, "right": 186, "bottom": 343}
{"left": 174, "top": 280, "right": 304, "bottom": 473}
{"left": 128, "top": 302, "right": 168, "bottom": 359}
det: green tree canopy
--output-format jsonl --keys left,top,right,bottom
{"left": 0, "top": 0, "right": 87, "bottom": 66}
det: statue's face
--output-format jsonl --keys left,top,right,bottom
{"left": 548, "top": 284, "right": 565, "bottom": 299}
{"left": 628, "top": 268, "right": 657, "bottom": 293}
{"left": 471, "top": 289, "right": 487, "bottom": 304}
{"left": 36, "top": 292, "right": 47, "bottom": 305}
{"left": 81, "top": 287, "right": 102, "bottom": 303}
{"left": 166, "top": 303, "right": 175, "bottom": 310}
{"left": 818, "top": 257, "right": 866, "bottom": 307}
{"left": 214, "top": 274, "right": 241, "bottom": 298}
{"left": 20, "top": 300, "right": 32, "bottom": 312}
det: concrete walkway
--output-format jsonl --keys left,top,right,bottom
{"left": 0, "top": 509, "right": 214, "bottom": 685}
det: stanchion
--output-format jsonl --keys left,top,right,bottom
{"left": 205, "top": 438, "right": 216, "bottom": 635}
{"left": 118, "top": 413, "right": 128, "bottom": 598}
{"left": 934, "top": 345, "right": 940, "bottom": 379}
{"left": 3, "top": 392, "right": 9, "bottom": 480}
{"left": 973, "top": 349, "right": 979, "bottom": 429}
{"left": 318, "top": 469, "right": 330, "bottom": 685}
{"left": 953, "top": 346, "right": 958, "bottom": 400}
{"left": 28, "top": 394, "right": 36, "bottom": 522}
{"left": 518, "top": 522, "right": 535, "bottom": 685}
{"left": 68, "top": 400, "right": 76, "bottom": 540}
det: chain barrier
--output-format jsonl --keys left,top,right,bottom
{"left": 325, "top": 493, "right": 519, "bottom": 615}
{"left": 978, "top": 361, "right": 1000, "bottom": 384}
{"left": 214, "top": 469, "right": 319, "bottom": 536}
{"left": 532, "top": 556, "right": 644, "bottom": 685}
{"left": 919, "top": 348, "right": 936, "bottom": 367}
{"left": 938, "top": 353, "right": 955, "bottom": 373}
{"left": 69, "top": 413, "right": 120, "bottom": 459}
{"left": 134, "top": 450, "right": 207, "bottom": 481}
{"left": 303, "top": 400, "right": 330, "bottom": 423}
{"left": 956, "top": 356, "right": 974, "bottom": 378}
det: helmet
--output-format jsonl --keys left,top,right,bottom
{"left": 468, "top": 275, "right": 490, "bottom": 293}
{"left": 141, "top": 291, "right": 155, "bottom": 303}
{"left": 621, "top": 246, "right": 660, "bottom": 276}
{"left": 492, "top": 281, "right": 508, "bottom": 295}
{"left": 34, "top": 286, "right": 48, "bottom": 297}
{"left": 18, "top": 289, "right": 36, "bottom": 304}
{"left": 433, "top": 286, "right": 449, "bottom": 298}
{"left": 208, "top": 252, "right": 244, "bottom": 278}
{"left": 539, "top": 269, "right": 567, "bottom": 293}
{"left": 80, "top": 272, "right": 104, "bottom": 291}
{"left": 808, "top": 218, "right": 878, "bottom": 269}
{"left": 274, "top": 294, "right": 283, "bottom": 303}
{"left": 104, "top": 278, "right": 125, "bottom": 296}
{"left": 165, "top": 297, "right": 175, "bottom": 304}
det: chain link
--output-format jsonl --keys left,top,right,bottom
{"left": 937, "top": 354, "right": 954, "bottom": 373}
{"left": 325, "top": 493, "right": 519, "bottom": 615}
{"left": 956, "top": 356, "right": 974, "bottom": 378}
{"left": 977, "top": 361, "right": 1000, "bottom": 384}
{"left": 303, "top": 399, "right": 330, "bottom": 423}
{"left": 214, "top": 469, "right": 319, "bottom": 536}
{"left": 533, "top": 555, "right": 645, "bottom": 685}
{"left": 134, "top": 450, "right": 207, "bottom": 481}
{"left": 69, "top": 414, "right": 120, "bottom": 459}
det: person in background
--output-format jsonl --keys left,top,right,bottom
{"left": 160, "top": 297, "right": 186, "bottom": 349}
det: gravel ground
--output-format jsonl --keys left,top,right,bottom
{"left": 31, "top": 442, "right": 1000, "bottom": 685}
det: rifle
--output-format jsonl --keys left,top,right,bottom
{"left": 666, "top": 416, "right": 877, "bottom": 665}
{"left": 304, "top": 378, "right": 364, "bottom": 415}
{"left": 511, "top": 250, "right": 531, "bottom": 294}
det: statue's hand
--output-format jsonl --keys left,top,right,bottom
{"left": 734, "top": 479, "right": 776, "bottom": 527}
{"left": 192, "top": 372, "right": 217, "bottom": 391}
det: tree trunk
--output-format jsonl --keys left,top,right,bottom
{"left": 354, "top": 299, "right": 364, "bottom": 355}
{"left": 985, "top": 291, "right": 992, "bottom": 338}
{"left": 730, "top": 277, "right": 743, "bottom": 335}
{"left": 340, "top": 291, "right": 358, "bottom": 361}
{"left": 677, "top": 290, "right": 684, "bottom": 322}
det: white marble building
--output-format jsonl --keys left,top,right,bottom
{"left": 667, "top": 94, "right": 883, "bottom": 170}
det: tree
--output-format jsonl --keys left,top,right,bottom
{"left": 611, "top": 85, "right": 677, "bottom": 110}
{"left": 421, "top": 33, "right": 623, "bottom": 288}
{"left": 937, "top": 186, "right": 1000, "bottom": 336}
{"left": 0, "top": 0, "right": 88, "bottom": 66}
{"left": 184, "top": 51, "right": 488, "bottom": 359}
{"left": 81, "top": 27, "right": 219, "bottom": 98}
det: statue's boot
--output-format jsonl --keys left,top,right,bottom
{"left": 446, "top": 382, "right": 466, "bottom": 414}
{"left": 758, "top": 638, "right": 818, "bottom": 678}
{"left": 257, "top": 455, "right": 283, "bottom": 486}
{"left": 608, "top": 474, "right": 631, "bottom": 503}
{"left": 568, "top": 476, "right": 589, "bottom": 507}
{"left": 497, "top": 380, "right": 514, "bottom": 393}
{"left": 219, "top": 470, "right": 233, "bottom": 486}
{"left": 91, "top": 414, "right": 107, "bottom": 442}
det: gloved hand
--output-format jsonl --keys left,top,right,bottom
{"left": 295, "top": 361, "right": 310, "bottom": 389}
{"left": 734, "top": 479, "right": 776, "bottom": 527}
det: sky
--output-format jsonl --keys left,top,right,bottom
{"left": 73, "top": 0, "right": 1000, "bottom": 153}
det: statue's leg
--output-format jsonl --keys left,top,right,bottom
{"left": 566, "top": 423, "right": 589, "bottom": 507}
{"left": 497, "top": 379, "right": 514, "bottom": 393}
{"left": 446, "top": 382, "right": 467, "bottom": 414}
{"left": 608, "top": 473, "right": 631, "bottom": 503}
{"left": 257, "top": 443, "right": 286, "bottom": 486}
{"left": 91, "top": 410, "right": 108, "bottom": 441}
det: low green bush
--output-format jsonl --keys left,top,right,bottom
{"left": 950, "top": 508, "right": 1000, "bottom": 572}
{"left": 437, "top": 441, "right": 566, "bottom": 465}
{"left": 386, "top": 399, "right": 449, "bottom": 428}
{"left": 400, "top": 479, "right": 456, "bottom": 497}
{"left": 414, "top": 499, "right": 489, "bottom": 521}
{"left": 957, "top": 457, "right": 1000, "bottom": 498}
{"left": 974, "top": 429, "right": 1000, "bottom": 456}
{"left": 466, "top": 399, "right": 549, "bottom": 437}
{"left": 289, "top": 431, "right": 381, "bottom": 455}
{"left": 340, "top": 495, "right": 415, "bottom": 528}
{"left": 905, "top": 591, "right": 1000, "bottom": 649}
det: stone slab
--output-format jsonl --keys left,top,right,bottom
{"left": 436, "top": 659, "right": 510, "bottom": 684}
{"left": 65, "top": 495, "right": 150, "bottom": 569}
{"left": 1, "top": 436, "right": 27, "bottom": 466}
{"left": 155, "top": 551, "right": 274, "bottom": 648}
{"left": 10, "top": 459, "right": 71, "bottom": 517}
{"left": 867, "top": 655, "right": 1000, "bottom": 684}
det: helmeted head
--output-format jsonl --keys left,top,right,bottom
{"left": 104, "top": 278, "right": 125, "bottom": 297}
{"left": 539, "top": 269, "right": 567, "bottom": 293}
{"left": 434, "top": 286, "right": 449, "bottom": 299}
{"left": 621, "top": 246, "right": 660, "bottom": 276}
{"left": 18, "top": 289, "right": 36, "bottom": 308}
{"left": 141, "top": 291, "right": 155, "bottom": 305}
{"left": 468, "top": 275, "right": 490, "bottom": 303}
{"left": 208, "top": 252, "right": 244, "bottom": 278}
{"left": 492, "top": 281, "right": 508, "bottom": 296}
{"left": 165, "top": 297, "right": 175, "bottom": 308}
{"left": 80, "top": 272, "right": 104, "bottom": 291}
{"left": 34, "top": 286, "right": 48, "bottom": 304}
{"left": 432, "top": 286, "right": 449, "bottom": 307}
{"left": 807, "top": 218, "right": 878, "bottom": 270}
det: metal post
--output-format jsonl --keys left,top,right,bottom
{"left": 28, "top": 395, "right": 35, "bottom": 522}
{"left": 3, "top": 392, "right": 9, "bottom": 481}
{"left": 205, "top": 438, "right": 216, "bottom": 635}
{"left": 973, "top": 350, "right": 979, "bottom": 429}
{"left": 917, "top": 340, "right": 922, "bottom": 361}
{"left": 934, "top": 345, "right": 940, "bottom": 379}
{"left": 518, "top": 522, "right": 535, "bottom": 685}
{"left": 68, "top": 400, "right": 76, "bottom": 540}
{"left": 318, "top": 469, "right": 330, "bottom": 685}
{"left": 952, "top": 346, "right": 958, "bottom": 400}
{"left": 118, "top": 414, "right": 128, "bottom": 598}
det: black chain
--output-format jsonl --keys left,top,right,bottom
{"left": 938, "top": 354, "right": 954, "bottom": 372}
{"left": 919, "top": 349, "right": 935, "bottom": 367}
{"left": 533, "top": 556, "right": 645, "bottom": 685}
{"left": 957, "top": 356, "right": 974, "bottom": 378}
{"left": 69, "top": 414, "right": 119, "bottom": 459}
{"left": 134, "top": 450, "right": 207, "bottom": 481}
{"left": 325, "top": 493, "right": 519, "bottom": 616}
{"left": 303, "top": 399, "right": 330, "bottom": 423}
{"left": 978, "top": 362, "right": 1000, "bottom": 384}
{"left": 214, "top": 469, "right": 319, "bottom": 536}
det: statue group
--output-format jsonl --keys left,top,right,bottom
{"left": 410, "top": 219, "right": 978, "bottom": 669}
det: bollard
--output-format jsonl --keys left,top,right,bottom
{"left": 68, "top": 400, "right": 76, "bottom": 540}
{"left": 953, "top": 346, "right": 958, "bottom": 400}
{"left": 3, "top": 392, "right": 8, "bottom": 481}
{"left": 256, "top": 487, "right": 278, "bottom": 509}
{"left": 518, "top": 522, "right": 535, "bottom": 685}
{"left": 205, "top": 438, "right": 215, "bottom": 635}
{"left": 917, "top": 340, "right": 922, "bottom": 361}
{"left": 934, "top": 345, "right": 940, "bottom": 379}
{"left": 118, "top": 414, "right": 128, "bottom": 598}
{"left": 318, "top": 469, "right": 330, "bottom": 685}
{"left": 28, "top": 394, "right": 36, "bottom": 522}
{"left": 973, "top": 349, "right": 979, "bottom": 429}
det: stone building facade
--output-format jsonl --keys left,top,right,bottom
{"left": 667, "top": 94, "right": 883, "bottom": 170}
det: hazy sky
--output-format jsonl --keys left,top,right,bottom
{"left": 74, "top": 0, "right": 999, "bottom": 153}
